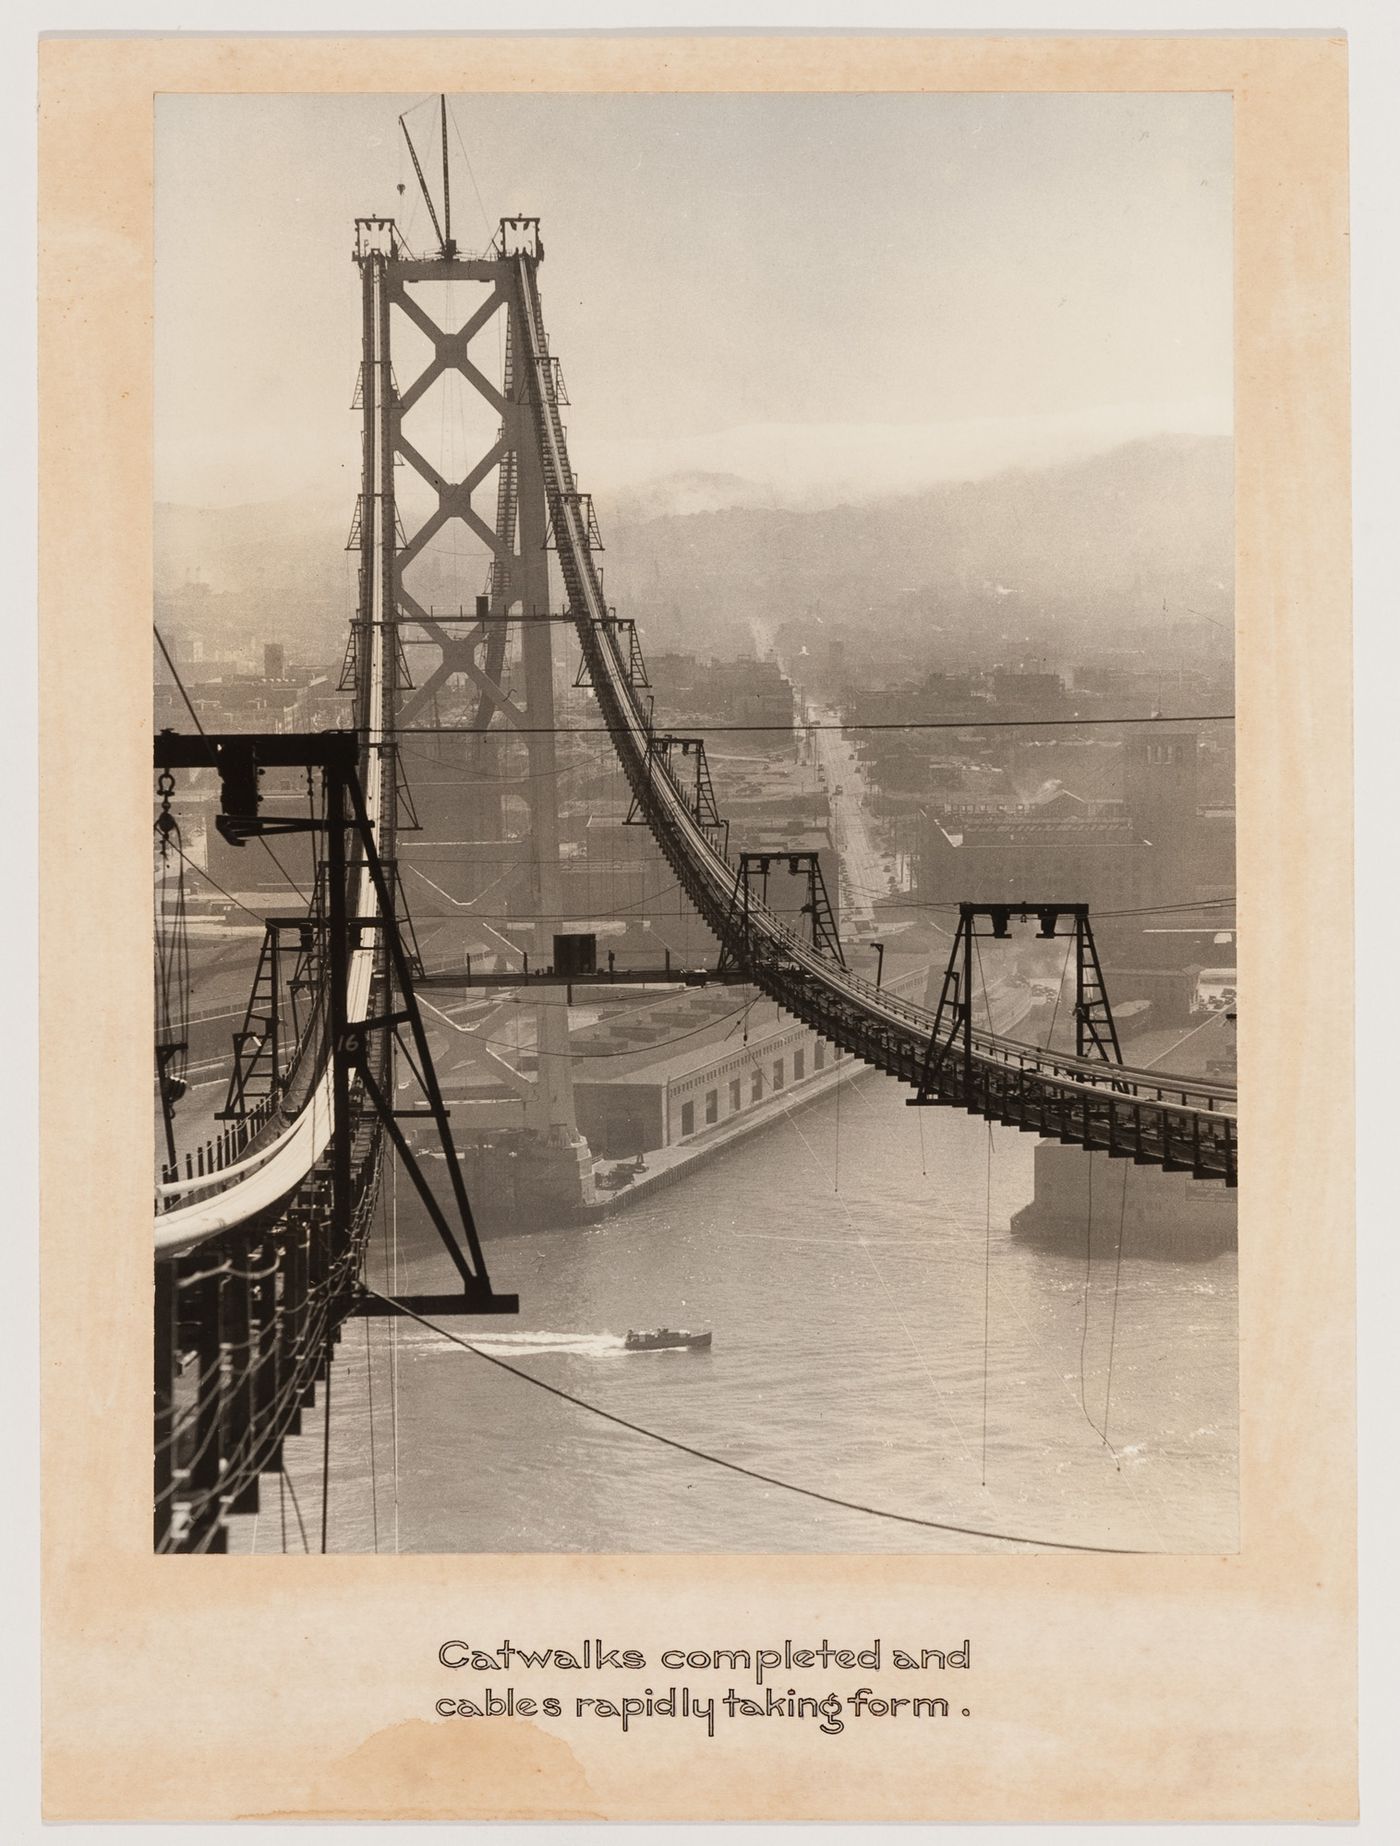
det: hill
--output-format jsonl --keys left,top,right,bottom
{"left": 155, "top": 432, "right": 1231, "bottom": 667}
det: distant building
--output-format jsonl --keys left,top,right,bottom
{"left": 647, "top": 650, "right": 794, "bottom": 749}
{"left": 917, "top": 809, "right": 1153, "bottom": 913}
{"left": 916, "top": 728, "right": 1233, "bottom": 916}
{"left": 990, "top": 667, "right": 1068, "bottom": 716}
{"left": 574, "top": 1013, "right": 850, "bottom": 1156}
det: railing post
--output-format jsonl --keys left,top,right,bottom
{"left": 154, "top": 1260, "right": 177, "bottom": 1550}
{"left": 961, "top": 910, "right": 974, "bottom": 1111}
{"left": 235, "top": 1240, "right": 267, "bottom": 1513}
{"left": 310, "top": 1198, "right": 332, "bottom": 1389}
{"left": 186, "top": 1271, "right": 227, "bottom": 1553}
{"left": 220, "top": 1260, "right": 257, "bottom": 1519}
{"left": 286, "top": 1217, "right": 309, "bottom": 1436}
{"left": 254, "top": 1238, "right": 283, "bottom": 1477}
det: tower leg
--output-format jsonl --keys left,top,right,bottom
{"left": 511, "top": 292, "right": 579, "bottom": 1145}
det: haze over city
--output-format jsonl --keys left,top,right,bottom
{"left": 157, "top": 90, "right": 1232, "bottom": 515}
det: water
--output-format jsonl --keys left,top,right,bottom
{"left": 242, "top": 1072, "right": 1238, "bottom": 1557}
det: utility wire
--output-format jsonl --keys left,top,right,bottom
{"left": 446, "top": 96, "right": 495, "bottom": 246}
{"left": 154, "top": 624, "right": 312, "bottom": 904}
{"left": 393, "top": 712, "right": 1234, "bottom": 737}
{"left": 165, "top": 840, "right": 268, "bottom": 926}
{"left": 1135, "top": 1009, "right": 1233, "bottom": 1069}
{"left": 858, "top": 893, "right": 1236, "bottom": 920}
{"left": 362, "top": 1287, "right": 1159, "bottom": 1556}
{"left": 418, "top": 994, "right": 757, "bottom": 1058}
{"left": 396, "top": 737, "right": 612, "bottom": 785}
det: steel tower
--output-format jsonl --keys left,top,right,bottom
{"left": 350, "top": 209, "right": 586, "bottom": 1175}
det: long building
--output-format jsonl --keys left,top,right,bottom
{"left": 570, "top": 967, "right": 926, "bottom": 1159}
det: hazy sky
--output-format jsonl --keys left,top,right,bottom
{"left": 155, "top": 91, "right": 1232, "bottom": 510}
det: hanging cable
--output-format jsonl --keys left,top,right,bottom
{"left": 981, "top": 1119, "right": 993, "bottom": 1486}
{"left": 833, "top": 1043, "right": 841, "bottom": 1192}
{"left": 319, "top": 1326, "right": 334, "bottom": 1554}
{"left": 1100, "top": 1164, "right": 1130, "bottom": 1463}
{"left": 364, "top": 1314, "right": 380, "bottom": 1555}
{"left": 1078, "top": 1151, "right": 1099, "bottom": 1433}
{"left": 362, "top": 1287, "right": 1157, "bottom": 1555}
{"left": 282, "top": 1464, "right": 310, "bottom": 1554}
{"left": 154, "top": 624, "right": 311, "bottom": 903}
{"left": 1074, "top": 1157, "right": 1124, "bottom": 1466}
{"left": 154, "top": 769, "right": 192, "bottom": 1171}
{"left": 966, "top": 927, "right": 998, "bottom": 1486}
{"left": 1041, "top": 932, "right": 1076, "bottom": 1051}
{"left": 392, "top": 1147, "right": 402, "bottom": 1552}
{"left": 723, "top": 1026, "right": 978, "bottom": 1470}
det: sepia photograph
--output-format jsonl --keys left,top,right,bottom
{"left": 150, "top": 88, "right": 1238, "bottom": 1558}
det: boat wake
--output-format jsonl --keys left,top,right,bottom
{"left": 421, "top": 1330, "right": 629, "bottom": 1360}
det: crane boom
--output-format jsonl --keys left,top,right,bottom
{"left": 399, "top": 111, "right": 444, "bottom": 252}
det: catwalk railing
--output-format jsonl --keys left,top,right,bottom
{"left": 152, "top": 249, "right": 401, "bottom": 1550}
{"left": 154, "top": 1093, "right": 385, "bottom": 1551}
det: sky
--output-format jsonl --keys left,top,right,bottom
{"left": 155, "top": 91, "right": 1232, "bottom": 511}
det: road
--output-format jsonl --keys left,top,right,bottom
{"left": 807, "top": 703, "right": 892, "bottom": 934}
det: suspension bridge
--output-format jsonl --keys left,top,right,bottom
{"left": 152, "top": 163, "right": 1237, "bottom": 1551}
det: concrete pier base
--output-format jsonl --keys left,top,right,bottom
{"left": 1009, "top": 1140, "right": 1236, "bottom": 1261}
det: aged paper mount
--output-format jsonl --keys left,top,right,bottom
{"left": 38, "top": 33, "right": 1352, "bottom": 1823}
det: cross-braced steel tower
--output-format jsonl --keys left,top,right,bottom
{"left": 350, "top": 208, "right": 586, "bottom": 1173}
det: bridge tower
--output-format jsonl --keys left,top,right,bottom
{"left": 350, "top": 211, "right": 589, "bottom": 1200}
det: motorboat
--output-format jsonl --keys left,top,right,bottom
{"left": 624, "top": 1327, "right": 712, "bottom": 1352}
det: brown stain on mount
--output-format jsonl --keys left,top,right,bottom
{"left": 265, "top": 1717, "right": 602, "bottom": 1823}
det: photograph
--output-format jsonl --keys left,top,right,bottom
{"left": 150, "top": 88, "right": 1239, "bottom": 1558}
